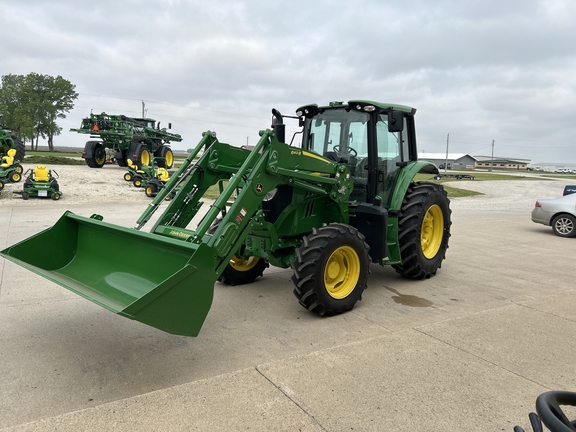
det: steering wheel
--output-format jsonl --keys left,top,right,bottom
{"left": 332, "top": 145, "right": 357, "bottom": 158}
{"left": 535, "top": 391, "right": 576, "bottom": 432}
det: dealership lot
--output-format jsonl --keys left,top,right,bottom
{"left": 1, "top": 170, "right": 575, "bottom": 431}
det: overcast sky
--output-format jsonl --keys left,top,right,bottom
{"left": 2, "top": 0, "right": 576, "bottom": 164}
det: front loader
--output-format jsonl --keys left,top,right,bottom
{"left": 1, "top": 100, "right": 450, "bottom": 337}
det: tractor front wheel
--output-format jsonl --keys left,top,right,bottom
{"left": 207, "top": 219, "right": 269, "bottom": 285}
{"left": 124, "top": 172, "right": 133, "bottom": 182}
{"left": 218, "top": 256, "right": 269, "bottom": 286}
{"left": 392, "top": 182, "right": 451, "bottom": 279}
{"left": 292, "top": 223, "right": 370, "bottom": 316}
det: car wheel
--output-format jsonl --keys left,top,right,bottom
{"left": 551, "top": 214, "right": 576, "bottom": 238}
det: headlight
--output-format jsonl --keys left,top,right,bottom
{"left": 263, "top": 188, "right": 278, "bottom": 201}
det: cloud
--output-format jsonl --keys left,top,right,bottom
{"left": 2, "top": 0, "right": 576, "bottom": 162}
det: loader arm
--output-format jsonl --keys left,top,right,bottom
{"left": 149, "top": 129, "right": 353, "bottom": 278}
{"left": 0, "top": 129, "right": 352, "bottom": 337}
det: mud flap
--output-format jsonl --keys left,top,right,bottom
{"left": 0, "top": 211, "right": 217, "bottom": 336}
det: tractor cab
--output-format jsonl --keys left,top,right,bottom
{"left": 297, "top": 101, "right": 417, "bottom": 208}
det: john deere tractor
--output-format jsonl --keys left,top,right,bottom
{"left": 71, "top": 112, "right": 182, "bottom": 169}
{"left": 1, "top": 100, "right": 450, "bottom": 337}
{"left": 0, "top": 114, "right": 26, "bottom": 162}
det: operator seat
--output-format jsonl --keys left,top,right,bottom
{"left": 1, "top": 149, "right": 16, "bottom": 168}
{"left": 156, "top": 167, "right": 169, "bottom": 182}
{"left": 33, "top": 165, "right": 50, "bottom": 182}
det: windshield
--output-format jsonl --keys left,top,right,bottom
{"left": 306, "top": 108, "right": 369, "bottom": 158}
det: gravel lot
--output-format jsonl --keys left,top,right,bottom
{"left": 0, "top": 163, "right": 569, "bottom": 213}
{"left": 0, "top": 164, "right": 153, "bottom": 206}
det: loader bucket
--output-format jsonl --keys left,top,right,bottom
{"left": 0, "top": 211, "right": 217, "bottom": 337}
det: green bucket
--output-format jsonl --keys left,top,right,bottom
{"left": 1, "top": 211, "right": 217, "bottom": 336}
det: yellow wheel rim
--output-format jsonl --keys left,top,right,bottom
{"left": 16, "top": 165, "right": 23, "bottom": 174}
{"left": 95, "top": 151, "right": 106, "bottom": 165}
{"left": 135, "top": 180, "right": 141, "bottom": 186}
{"left": 324, "top": 246, "right": 360, "bottom": 299}
{"left": 13, "top": 172, "right": 21, "bottom": 182}
{"left": 421, "top": 204, "right": 444, "bottom": 259}
{"left": 165, "top": 150, "right": 174, "bottom": 168}
{"left": 124, "top": 173, "right": 131, "bottom": 181}
{"left": 229, "top": 256, "right": 260, "bottom": 272}
{"left": 146, "top": 187, "right": 153, "bottom": 195}
{"left": 141, "top": 149, "right": 151, "bottom": 166}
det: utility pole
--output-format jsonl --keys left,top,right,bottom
{"left": 142, "top": 100, "right": 146, "bottom": 117}
{"left": 489, "top": 139, "right": 495, "bottom": 172}
{"left": 444, "top": 133, "right": 450, "bottom": 173}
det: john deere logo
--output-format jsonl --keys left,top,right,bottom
{"left": 256, "top": 183, "right": 263, "bottom": 192}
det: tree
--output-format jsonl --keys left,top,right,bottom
{"left": 0, "top": 73, "right": 78, "bottom": 150}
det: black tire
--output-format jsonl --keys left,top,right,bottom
{"left": 145, "top": 182, "right": 157, "bottom": 197}
{"left": 13, "top": 164, "right": 23, "bottom": 174}
{"left": 22, "top": 192, "right": 29, "bottom": 200}
{"left": 85, "top": 141, "right": 106, "bottom": 168}
{"left": 155, "top": 146, "right": 174, "bottom": 169}
{"left": 115, "top": 150, "right": 128, "bottom": 167}
{"left": 10, "top": 134, "right": 26, "bottom": 161}
{"left": 50, "top": 180, "right": 59, "bottom": 192}
{"left": 133, "top": 176, "right": 143, "bottom": 187}
{"left": 9, "top": 170, "right": 21, "bottom": 183}
{"left": 51, "top": 192, "right": 60, "bottom": 200}
{"left": 551, "top": 214, "right": 576, "bottom": 238}
{"left": 292, "top": 223, "right": 370, "bottom": 316}
{"left": 124, "top": 172, "right": 133, "bottom": 182}
{"left": 0, "top": 180, "right": 4, "bottom": 191}
{"left": 392, "top": 182, "right": 451, "bottom": 279}
{"left": 207, "top": 219, "right": 269, "bottom": 285}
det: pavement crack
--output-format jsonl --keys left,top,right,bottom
{"left": 255, "top": 366, "right": 329, "bottom": 431}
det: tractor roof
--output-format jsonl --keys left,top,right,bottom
{"left": 296, "top": 100, "right": 416, "bottom": 117}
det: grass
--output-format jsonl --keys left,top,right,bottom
{"left": 23, "top": 155, "right": 85, "bottom": 165}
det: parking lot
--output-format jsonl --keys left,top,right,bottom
{"left": 1, "top": 167, "right": 576, "bottom": 431}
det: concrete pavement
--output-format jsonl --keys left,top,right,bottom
{"left": 1, "top": 179, "right": 575, "bottom": 431}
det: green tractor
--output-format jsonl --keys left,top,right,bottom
{"left": 71, "top": 112, "right": 182, "bottom": 169}
{"left": 0, "top": 114, "right": 26, "bottom": 163}
{"left": 1, "top": 100, "right": 450, "bottom": 337}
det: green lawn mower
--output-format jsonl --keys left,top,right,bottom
{"left": 0, "top": 149, "right": 24, "bottom": 183}
{"left": 16, "top": 165, "right": 63, "bottom": 200}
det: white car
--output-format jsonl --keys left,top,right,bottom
{"left": 531, "top": 192, "right": 576, "bottom": 237}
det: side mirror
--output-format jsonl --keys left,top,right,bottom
{"left": 388, "top": 110, "right": 404, "bottom": 133}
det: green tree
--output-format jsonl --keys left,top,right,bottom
{"left": 0, "top": 73, "right": 78, "bottom": 150}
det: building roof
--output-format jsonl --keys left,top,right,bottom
{"left": 418, "top": 153, "right": 475, "bottom": 160}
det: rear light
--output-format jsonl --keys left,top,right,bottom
{"left": 535, "top": 201, "right": 541, "bottom": 207}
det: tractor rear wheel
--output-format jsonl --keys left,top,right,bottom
{"left": 85, "top": 141, "right": 106, "bottom": 168}
{"left": 292, "top": 223, "right": 370, "bottom": 316}
{"left": 392, "top": 182, "right": 451, "bottom": 279}
{"left": 155, "top": 146, "right": 174, "bottom": 169}
{"left": 133, "top": 176, "right": 143, "bottom": 187}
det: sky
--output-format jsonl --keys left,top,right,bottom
{"left": 2, "top": 0, "right": 576, "bottom": 164}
